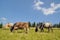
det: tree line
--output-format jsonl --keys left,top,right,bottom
{"left": 28, "top": 22, "right": 60, "bottom": 28}
{"left": 0, "top": 22, "right": 60, "bottom": 28}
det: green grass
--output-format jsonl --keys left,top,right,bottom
{"left": 0, "top": 28, "right": 60, "bottom": 40}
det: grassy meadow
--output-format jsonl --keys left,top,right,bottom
{"left": 0, "top": 28, "right": 60, "bottom": 40}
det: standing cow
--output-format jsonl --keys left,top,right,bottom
{"left": 35, "top": 22, "right": 53, "bottom": 32}
{"left": 10, "top": 22, "right": 29, "bottom": 33}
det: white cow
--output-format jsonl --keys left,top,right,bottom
{"left": 4, "top": 23, "right": 13, "bottom": 28}
{"left": 44, "top": 22, "right": 52, "bottom": 27}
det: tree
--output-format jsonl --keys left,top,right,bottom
{"left": 58, "top": 23, "right": 60, "bottom": 28}
{"left": 32, "top": 22, "right": 36, "bottom": 27}
{"left": 53, "top": 23, "right": 60, "bottom": 28}
{"left": 53, "top": 24, "right": 58, "bottom": 28}
{"left": 0, "top": 23, "right": 3, "bottom": 28}
{"left": 28, "top": 22, "right": 31, "bottom": 27}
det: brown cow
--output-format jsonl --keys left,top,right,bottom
{"left": 10, "top": 22, "right": 29, "bottom": 33}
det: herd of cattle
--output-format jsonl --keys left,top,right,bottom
{"left": 4, "top": 22, "right": 53, "bottom": 33}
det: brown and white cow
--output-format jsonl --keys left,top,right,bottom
{"left": 10, "top": 22, "right": 29, "bottom": 33}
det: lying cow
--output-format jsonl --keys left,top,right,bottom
{"left": 4, "top": 23, "right": 13, "bottom": 28}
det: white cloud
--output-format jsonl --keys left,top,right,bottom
{"left": 33, "top": 0, "right": 60, "bottom": 15}
{"left": 54, "top": 4, "right": 60, "bottom": 10}
{"left": 42, "top": 8, "right": 55, "bottom": 15}
{"left": 42, "top": 3, "right": 60, "bottom": 15}
{"left": 33, "top": 0, "right": 44, "bottom": 10}
{"left": 1, "top": 17, "right": 7, "bottom": 21}
{"left": 51, "top": 2, "right": 55, "bottom": 7}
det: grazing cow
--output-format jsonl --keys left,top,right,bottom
{"left": 10, "top": 22, "right": 29, "bottom": 33}
{"left": 35, "top": 22, "right": 53, "bottom": 32}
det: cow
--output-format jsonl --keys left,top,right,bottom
{"left": 4, "top": 23, "right": 13, "bottom": 28}
{"left": 10, "top": 22, "right": 29, "bottom": 33}
{"left": 35, "top": 22, "right": 53, "bottom": 32}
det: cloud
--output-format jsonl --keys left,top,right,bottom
{"left": 42, "top": 8, "right": 55, "bottom": 15}
{"left": 1, "top": 17, "right": 7, "bottom": 21}
{"left": 42, "top": 3, "right": 60, "bottom": 15}
{"left": 33, "top": 0, "right": 60, "bottom": 15}
{"left": 33, "top": 0, "right": 44, "bottom": 10}
{"left": 51, "top": 2, "right": 55, "bottom": 7}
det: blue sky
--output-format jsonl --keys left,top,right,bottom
{"left": 0, "top": 0, "right": 60, "bottom": 24}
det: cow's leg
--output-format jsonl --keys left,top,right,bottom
{"left": 42, "top": 28, "right": 44, "bottom": 32}
{"left": 51, "top": 27, "right": 53, "bottom": 32}
{"left": 48, "top": 27, "right": 50, "bottom": 32}
{"left": 24, "top": 27, "right": 28, "bottom": 33}
{"left": 35, "top": 27, "right": 38, "bottom": 32}
{"left": 25, "top": 27, "right": 28, "bottom": 33}
{"left": 26, "top": 27, "right": 30, "bottom": 33}
{"left": 41, "top": 27, "right": 44, "bottom": 32}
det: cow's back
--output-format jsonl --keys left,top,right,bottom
{"left": 44, "top": 22, "right": 52, "bottom": 27}
{"left": 13, "top": 22, "right": 29, "bottom": 29}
